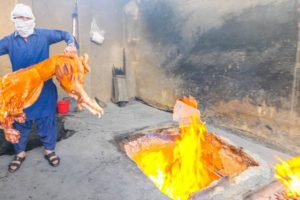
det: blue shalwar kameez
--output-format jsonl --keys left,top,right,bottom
{"left": 0, "top": 28, "right": 75, "bottom": 153}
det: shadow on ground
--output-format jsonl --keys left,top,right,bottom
{"left": 0, "top": 115, "right": 75, "bottom": 155}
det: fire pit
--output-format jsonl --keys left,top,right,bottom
{"left": 117, "top": 123, "right": 272, "bottom": 200}
{"left": 116, "top": 97, "right": 273, "bottom": 199}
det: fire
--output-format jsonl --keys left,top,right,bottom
{"left": 275, "top": 156, "right": 300, "bottom": 198}
{"left": 131, "top": 97, "right": 218, "bottom": 200}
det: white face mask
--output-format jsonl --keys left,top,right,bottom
{"left": 14, "top": 18, "right": 35, "bottom": 38}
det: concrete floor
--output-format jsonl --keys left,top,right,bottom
{"left": 0, "top": 101, "right": 292, "bottom": 200}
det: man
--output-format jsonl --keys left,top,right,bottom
{"left": 0, "top": 3, "right": 77, "bottom": 172}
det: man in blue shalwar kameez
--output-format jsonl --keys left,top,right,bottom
{"left": 0, "top": 4, "right": 78, "bottom": 172}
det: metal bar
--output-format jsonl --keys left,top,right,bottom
{"left": 72, "top": 0, "right": 80, "bottom": 54}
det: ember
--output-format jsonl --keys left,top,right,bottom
{"left": 275, "top": 156, "right": 300, "bottom": 198}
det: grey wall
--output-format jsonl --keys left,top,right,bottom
{"left": 1, "top": 0, "right": 300, "bottom": 154}
{"left": 33, "top": 0, "right": 135, "bottom": 102}
{"left": 131, "top": 0, "right": 300, "bottom": 154}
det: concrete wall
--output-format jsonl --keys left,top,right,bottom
{"left": 131, "top": 0, "right": 300, "bottom": 154}
{"left": 80, "top": 0, "right": 135, "bottom": 102}
{"left": 33, "top": 0, "right": 135, "bottom": 101}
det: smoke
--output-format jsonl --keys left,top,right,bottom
{"left": 168, "top": 0, "right": 285, "bottom": 43}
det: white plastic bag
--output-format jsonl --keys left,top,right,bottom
{"left": 90, "top": 17, "right": 105, "bottom": 45}
{"left": 173, "top": 100, "right": 200, "bottom": 123}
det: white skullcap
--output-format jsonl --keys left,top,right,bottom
{"left": 11, "top": 4, "right": 35, "bottom": 21}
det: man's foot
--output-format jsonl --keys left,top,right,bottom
{"left": 8, "top": 152, "right": 26, "bottom": 173}
{"left": 44, "top": 151, "right": 60, "bottom": 167}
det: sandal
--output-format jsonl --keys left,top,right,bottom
{"left": 44, "top": 152, "right": 60, "bottom": 167}
{"left": 8, "top": 155, "right": 26, "bottom": 173}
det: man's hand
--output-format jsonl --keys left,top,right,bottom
{"left": 64, "top": 43, "right": 77, "bottom": 54}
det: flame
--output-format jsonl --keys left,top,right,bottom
{"left": 131, "top": 97, "right": 218, "bottom": 200}
{"left": 179, "top": 96, "right": 198, "bottom": 109}
{"left": 275, "top": 156, "right": 300, "bottom": 198}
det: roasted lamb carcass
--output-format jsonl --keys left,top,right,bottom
{"left": 0, "top": 53, "right": 104, "bottom": 143}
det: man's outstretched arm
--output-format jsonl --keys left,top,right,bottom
{"left": 0, "top": 37, "right": 9, "bottom": 56}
